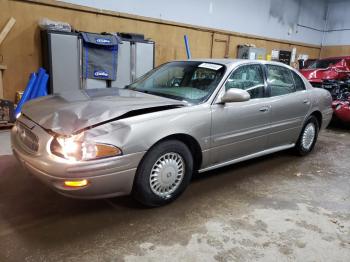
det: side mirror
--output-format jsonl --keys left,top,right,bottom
{"left": 221, "top": 88, "right": 250, "bottom": 103}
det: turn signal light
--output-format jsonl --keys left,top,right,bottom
{"left": 64, "top": 179, "right": 88, "bottom": 187}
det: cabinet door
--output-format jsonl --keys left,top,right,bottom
{"left": 135, "top": 42, "right": 154, "bottom": 79}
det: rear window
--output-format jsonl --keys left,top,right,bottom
{"left": 266, "top": 65, "right": 295, "bottom": 97}
{"left": 307, "top": 59, "right": 341, "bottom": 69}
{"left": 292, "top": 71, "right": 305, "bottom": 91}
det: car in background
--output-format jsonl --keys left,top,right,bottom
{"left": 300, "top": 56, "right": 350, "bottom": 87}
{"left": 300, "top": 57, "right": 350, "bottom": 124}
{"left": 12, "top": 59, "right": 332, "bottom": 206}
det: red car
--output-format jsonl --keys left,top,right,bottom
{"left": 300, "top": 57, "right": 350, "bottom": 124}
{"left": 300, "top": 56, "right": 350, "bottom": 87}
{"left": 332, "top": 100, "right": 350, "bottom": 123}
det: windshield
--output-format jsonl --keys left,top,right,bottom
{"left": 307, "top": 59, "right": 341, "bottom": 69}
{"left": 126, "top": 61, "right": 226, "bottom": 104}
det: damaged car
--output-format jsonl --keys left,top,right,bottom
{"left": 330, "top": 80, "right": 350, "bottom": 124}
{"left": 300, "top": 56, "right": 350, "bottom": 87}
{"left": 300, "top": 56, "right": 350, "bottom": 124}
{"left": 12, "top": 59, "right": 332, "bottom": 206}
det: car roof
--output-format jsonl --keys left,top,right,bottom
{"left": 181, "top": 58, "right": 291, "bottom": 68}
{"left": 187, "top": 58, "right": 245, "bottom": 65}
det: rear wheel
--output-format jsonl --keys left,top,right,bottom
{"left": 294, "top": 115, "right": 319, "bottom": 156}
{"left": 132, "top": 140, "right": 193, "bottom": 207}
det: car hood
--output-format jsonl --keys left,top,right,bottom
{"left": 22, "top": 88, "right": 186, "bottom": 135}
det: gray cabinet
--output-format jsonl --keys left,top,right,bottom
{"left": 41, "top": 30, "right": 82, "bottom": 94}
{"left": 237, "top": 45, "right": 266, "bottom": 60}
{"left": 41, "top": 30, "right": 155, "bottom": 94}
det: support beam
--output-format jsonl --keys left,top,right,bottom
{"left": 0, "top": 64, "right": 7, "bottom": 99}
{"left": 0, "top": 17, "right": 16, "bottom": 46}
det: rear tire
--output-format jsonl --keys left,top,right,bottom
{"left": 294, "top": 115, "right": 319, "bottom": 156}
{"left": 132, "top": 140, "right": 193, "bottom": 207}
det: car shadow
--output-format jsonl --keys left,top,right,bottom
{"left": 328, "top": 118, "right": 350, "bottom": 131}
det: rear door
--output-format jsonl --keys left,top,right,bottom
{"left": 264, "top": 64, "right": 311, "bottom": 148}
{"left": 210, "top": 64, "right": 270, "bottom": 165}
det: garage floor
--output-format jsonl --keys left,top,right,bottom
{"left": 0, "top": 127, "right": 349, "bottom": 262}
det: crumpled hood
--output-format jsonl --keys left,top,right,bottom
{"left": 300, "top": 66, "right": 350, "bottom": 82}
{"left": 300, "top": 68, "right": 337, "bottom": 82}
{"left": 22, "top": 88, "right": 185, "bottom": 135}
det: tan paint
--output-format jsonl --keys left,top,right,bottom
{"left": 0, "top": 64, "right": 7, "bottom": 99}
{"left": 320, "top": 45, "right": 350, "bottom": 58}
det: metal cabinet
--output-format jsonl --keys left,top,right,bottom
{"left": 237, "top": 45, "right": 266, "bottom": 61}
{"left": 41, "top": 30, "right": 81, "bottom": 94}
{"left": 41, "top": 30, "right": 155, "bottom": 94}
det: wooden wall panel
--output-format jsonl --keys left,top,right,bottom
{"left": 228, "top": 35, "right": 321, "bottom": 62}
{"left": 212, "top": 33, "right": 229, "bottom": 58}
{"left": 320, "top": 46, "right": 350, "bottom": 58}
{"left": 0, "top": 0, "right": 321, "bottom": 102}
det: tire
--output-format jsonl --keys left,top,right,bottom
{"left": 294, "top": 115, "right": 319, "bottom": 156}
{"left": 132, "top": 140, "right": 193, "bottom": 207}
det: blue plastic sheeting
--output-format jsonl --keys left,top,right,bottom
{"left": 31, "top": 71, "right": 48, "bottom": 99}
{"left": 15, "top": 68, "right": 49, "bottom": 116}
{"left": 37, "top": 74, "right": 49, "bottom": 97}
{"left": 184, "top": 35, "right": 191, "bottom": 59}
{"left": 29, "top": 68, "right": 46, "bottom": 100}
{"left": 15, "top": 73, "right": 37, "bottom": 116}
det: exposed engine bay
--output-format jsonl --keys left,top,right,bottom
{"left": 314, "top": 80, "right": 350, "bottom": 123}
{"left": 319, "top": 79, "right": 350, "bottom": 101}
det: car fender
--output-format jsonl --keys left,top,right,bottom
{"left": 84, "top": 104, "right": 211, "bottom": 156}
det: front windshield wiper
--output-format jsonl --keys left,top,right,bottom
{"left": 142, "top": 90, "right": 184, "bottom": 101}
{"left": 125, "top": 87, "right": 194, "bottom": 105}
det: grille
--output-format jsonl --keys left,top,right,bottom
{"left": 17, "top": 122, "right": 39, "bottom": 152}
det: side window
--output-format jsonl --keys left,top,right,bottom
{"left": 225, "top": 64, "right": 265, "bottom": 99}
{"left": 292, "top": 71, "right": 305, "bottom": 91}
{"left": 267, "top": 65, "right": 295, "bottom": 97}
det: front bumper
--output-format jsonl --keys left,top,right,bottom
{"left": 11, "top": 117, "right": 145, "bottom": 199}
{"left": 332, "top": 101, "right": 350, "bottom": 123}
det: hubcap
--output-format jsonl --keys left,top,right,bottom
{"left": 302, "top": 123, "right": 316, "bottom": 150}
{"left": 149, "top": 152, "right": 185, "bottom": 197}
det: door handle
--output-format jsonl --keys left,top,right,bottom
{"left": 303, "top": 99, "right": 310, "bottom": 105}
{"left": 259, "top": 107, "right": 269, "bottom": 112}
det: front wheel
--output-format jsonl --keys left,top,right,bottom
{"left": 294, "top": 115, "right": 319, "bottom": 156}
{"left": 132, "top": 140, "right": 193, "bottom": 207}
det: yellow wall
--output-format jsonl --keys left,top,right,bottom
{"left": 320, "top": 45, "right": 350, "bottom": 58}
{"left": 0, "top": 0, "right": 321, "bottom": 101}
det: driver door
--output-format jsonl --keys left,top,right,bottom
{"left": 210, "top": 64, "right": 270, "bottom": 165}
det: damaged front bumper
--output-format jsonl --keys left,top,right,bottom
{"left": 332, "top": 101, "right": 350, "bottom": 123}
{"left": 11, "top": 116, "right": 145, "bottom": 199}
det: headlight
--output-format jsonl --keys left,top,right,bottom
{"left": 50, "top": 133, "right": 122, "bottom": 161}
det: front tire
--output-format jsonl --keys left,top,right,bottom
{"left": 132, "top": 140, "right": 193, "bottom": 207}
{"left": 294, "top": 115, "right": 319, "bottom": 156}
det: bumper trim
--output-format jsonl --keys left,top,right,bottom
{"left": 16, "top": 149, "right": 138, "bottom": 199}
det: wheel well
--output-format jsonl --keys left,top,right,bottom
{"left": 310, "top": 111, "right": 322, "bottom": 128}
{"left": 157, "top": 134, "right": 203, "bottom": 172}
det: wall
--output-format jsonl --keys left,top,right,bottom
{"left": 60, "top": 0, "right": 328, "bottom": 46}
{"left": 321, "top": 0, "right": 350, "bottom": 57}
{"left": 0, "top": 0, "right": 321, "bottom": 102}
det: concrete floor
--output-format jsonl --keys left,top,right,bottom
{"left": 0, "top": 127, "right": 349, "bottom": 262}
